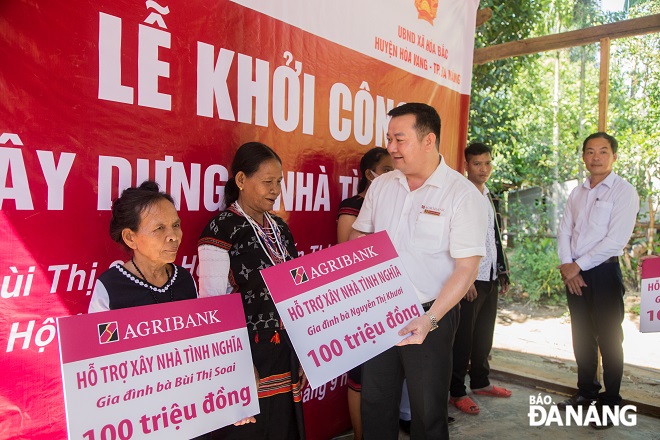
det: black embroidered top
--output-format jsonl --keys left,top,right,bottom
{"left": 337, "top": 194, "right": 364, "bottom": 219}
{"left": 198, "top": 207, "right": 298, "bottom": 331}
{"left": 90, "top": 264, "right": 198, "bottom": 311}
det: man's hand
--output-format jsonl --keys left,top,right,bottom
{"left": 558, "top": 262, "right": 581, "bottom": 282}
{"left": 464, "top": 285, "right": 478, "bottom": 302}
{"left": 559, "top": 262, "right": 586, "bottom": 295}
{"left": 499, "top": 275, "right": 510, "bottom": 295}
{"left": 396, "top": 314, "right": 433, "bottom": 346}
{"left": 395, "top": 255, "right": 481, "bottom": 346}
{"left": 564, "top": 273, "right": 587, "bottom": 295}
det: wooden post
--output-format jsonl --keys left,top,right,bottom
{"left": 598, "top": 38, "right": 611, "bottom": 132}
{"left": 596, "top": 38, "right": 612, "bottom": 384}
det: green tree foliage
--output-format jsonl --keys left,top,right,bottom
{"left": 509, "top": 237, "right": 564, "bottom": 303}
{"left": 470, "top": 0, "right": 660, "bottom": 302}
{"left": 470, "top": 1, "right": 544, "bottom": 191}
{"left": 609, "top": 1, "right": 660, "bottom": 283}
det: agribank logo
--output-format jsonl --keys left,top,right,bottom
{"left": 98, "top": 322, "right": 119, "bottom": 344}
{"left": 528, "top": 394, "right": 637, "bottom": 428}
{"left": 291, "top": 267, "right": 309, "bottom": 285}
{"left": 414, "top": 0, "right": 439, "bottom": 25}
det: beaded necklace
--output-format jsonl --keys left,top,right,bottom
{"left": 132, "top": 258, "right": 174, "bottom": 303}
{"left": 232, "top": 201, "right": 289, "bottom": 265}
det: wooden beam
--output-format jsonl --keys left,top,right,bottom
{"left": 598, "top": 38, "right": 610, "bottom": 132}
{"left": 476, "top": 8, "right": 492, "bottom": 27}
{"left": 474, "top": 14, "right": 660, "bottom": 65}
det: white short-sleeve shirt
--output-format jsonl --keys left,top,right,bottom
{"left": 353, "top": 157, "right": 488, "bottom": 303}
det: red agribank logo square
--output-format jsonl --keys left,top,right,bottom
{"left": 290, "top": 266, "right": 309, "bottom": 285}
{"left": 98, "top": 322, "right": 119, "bottom": 344}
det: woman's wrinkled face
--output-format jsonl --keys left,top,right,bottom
{"left": 128, "top": 198, "right": 182, "bottom": 265}
{"left": 237, "top": 159, "right": 283, "bottom": 215}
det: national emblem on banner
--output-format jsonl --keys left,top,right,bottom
{"left": 97, "top": 322, "right": 119, "bottom": 344}
{"left": 290, "top": 266, "right": 309, "bottom": 285}
{"left": 415, "top": 0, "right": 439, "bottom": 24}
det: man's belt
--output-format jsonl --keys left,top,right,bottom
{"left": 420, "top": 301, "right": 461, "bottom": 313}
{"left": 576, "top": 256, "right": 619, "bottom": 265}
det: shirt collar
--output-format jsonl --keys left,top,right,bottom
{"left": 425, "top": 155, "right": 446, "bottom": 188}
{"left": 584, "top": 171, "right": 617, "bottom": 190}
{"left": 393, "top": 155, "right": 446, "bottom": 190}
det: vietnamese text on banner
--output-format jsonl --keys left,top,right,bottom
{"left": 57, "top": 295, "right": 258, "bottom": 440}
{"left": 261, "top": 231, "right": 423, "bottom": 389}
{"left": 640, "top": 257, "right": 660, "bottom": 333}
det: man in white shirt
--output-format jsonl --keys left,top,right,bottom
{"left": 449, "top": 142, "right": 511, "bottom": 416}
{"left": 557, "top": 132, "right": 639, "bottom": 429}
{"left": 350, "top": 103, "right": 487, "bottom": 439}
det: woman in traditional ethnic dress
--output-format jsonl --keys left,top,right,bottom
{"left": 198, "top": 142, "right": 305, "bottom": 440}
{"left": 336, "top": 147, "right": 393, "bottom": 440}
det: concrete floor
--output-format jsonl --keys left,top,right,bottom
{"left": 492, "top": 302, "right": 660, "bottom": 410}
{"left": 332, "top": 300, "right": 660, "bottom": 439}
{"left": 332, "top": 378, "right": 660, "bottom": 439}
{"left": 444, "top": 379, "right": 660, "bottom": 440}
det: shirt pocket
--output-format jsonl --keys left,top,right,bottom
{"left": 411, "top": 214, "right": 446, "bottom": 251}
{"left": 592, "top": 200, "right": 613, "bottom": 227}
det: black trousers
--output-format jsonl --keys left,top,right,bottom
{"left": 566, "top": 261, "right": 625, "bottom": 406}
{"left": 361, "top": 305, "right": 459, "bottom": 440}
{"left": 450, "top": 280, "right": 499, "bottom": 397}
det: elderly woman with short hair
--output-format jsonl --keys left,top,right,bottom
{"left": 88, "top": 180, "right": 197, "bottom": 311}
{"left": 88, "top": 180, "right": 253, "bottom": 436}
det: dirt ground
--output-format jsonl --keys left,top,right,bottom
{"left": 499, "top": 292, "right": 642, "bottom": 321}
{"left": 491, "top": 293, "right": 660, "bottom": 416}
{"left": 332, "top": 293, "right": 660, "bottom": 440}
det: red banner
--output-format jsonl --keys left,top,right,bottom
{"left": 0, "top": 1, "right": 477, "bottom": 438}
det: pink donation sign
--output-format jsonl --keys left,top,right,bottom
{"left": 261, "top": 231, "right": 423, "bottom": 389}
{"left": 57, "top": 295, "right": 258, "bottom": 440}
{"left": 640, "top": 257, "right": 660, "bottom": 333}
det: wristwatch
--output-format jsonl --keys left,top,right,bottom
{"left": 426, "top": 311, "right": 438, "bottom": 332}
